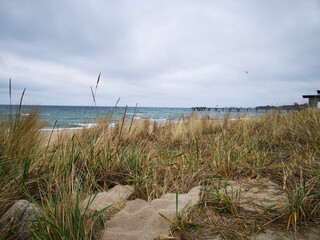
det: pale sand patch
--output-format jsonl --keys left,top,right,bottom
{"left": 80, "top": 185, "right": 134, "bottom": 214}
{"left": 251, "top": 227, "right": 320, "bottom": 240}
{"left": 101, "top": 186, "right": 201, "bottom": 240}
{"left": 73, "top": 177, "right": 319, "bottom": 240}
{"left": 42, "top": 128, "right": 81, "bottom": 145}
{"left": 211, "top": 178, "right": 289, "bottom": 213}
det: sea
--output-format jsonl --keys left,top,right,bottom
{"left": 0, "top": 105, "right": 273, "bottom": 130}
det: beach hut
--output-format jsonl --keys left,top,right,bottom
{"left": 302, "top": 90, "right": 320, "bottom": 108}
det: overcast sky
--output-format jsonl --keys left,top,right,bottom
{"left": 0, "top": 0, "right": 319, "bottom": 107}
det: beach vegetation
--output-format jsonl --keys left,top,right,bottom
{"left": 0, "top": 100, "right": 320, "bottom": 239}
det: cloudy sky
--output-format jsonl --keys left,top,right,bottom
{"left": 0, "top": 0, "right": 319, "bottom": 107}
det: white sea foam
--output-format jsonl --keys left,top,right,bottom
{"left": 74, "top": 123, "right": 97, "bottom": 128}
{"left": 40, "top": 122, "right": 116, "bottom": 131}
{"left": 40, "top": 127, "right": 84, "bottom": 131}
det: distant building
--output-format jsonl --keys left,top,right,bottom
{"left": 303, "top": 90, "right": 320, "bottom": 107}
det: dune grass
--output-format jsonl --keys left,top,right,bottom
{"left": 0, "top": 106, "right": 320, "bottom": 239}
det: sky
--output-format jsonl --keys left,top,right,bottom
{"left": 0, "top": 0, "right": 319, "bottom": 108}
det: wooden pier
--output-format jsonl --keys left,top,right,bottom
{"left": 191, "top": 106, "right": 303, "bottom": 113}
{"left": 191, "top": 107, "right": 209, "bottom": 111}
{"left": 191, "top": 93, "right": 311, "bottom": 113}
{"left": 192, "top": 107, "right": 253, "bottom": 112}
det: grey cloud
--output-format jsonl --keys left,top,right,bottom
{"left": 0, "top": 0, "right": 319, "bottom": 107}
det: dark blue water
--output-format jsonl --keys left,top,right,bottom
{"left": 0, "top": 105, "right": 267, "bottom": 130}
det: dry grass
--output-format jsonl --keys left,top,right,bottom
{"left": 1, "top": 107, "right": 320, "bottom": 239}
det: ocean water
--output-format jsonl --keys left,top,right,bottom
{"left": 0, "top": 105, "right": 272, "bottom": 130}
